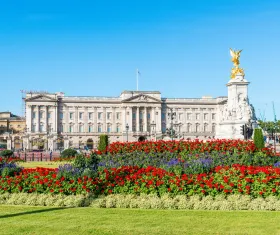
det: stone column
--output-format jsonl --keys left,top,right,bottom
{"left": 28, "top": 105, "right": 32, "bottom": 133}
{"left": 122, "top": 106, "right": 127, "bottom": 132}
{"left": 84, "top": 107, "right": 88, "bottom": 133}
{"left": 143, "top": 106, "right": 147, "bottom": 132}
{"left": 75, "top": 106, "right": 78, "bottom": 133}
{"left": 126, "top": 107, "right": 132, "bottom": 133}
{"left": 151, "top": 107, "right": 155, "bottom": 123}
{"left": 65, "top": 106, "right": 69, "bottom": 133}
{"left": 54, "top": 104, "right": 58, "bottom": 134}
{"left": 156, "top": 107, "right": 162, "bottom": 132}
{"left": 94, "top": 107, "right": 98, "bottom": 132}
{"left": 45, "top": 106, "right": 48, "bottom": 132}
{"left": 103, "top": 107, "right": 106, "bottom": 133}
{"left": 136, "top": 106, "right": 139, "bottom": 132}
{"left": 112, "top": 107, "right": 116, "bottom": 132}
{"left": 37, "top": 106, "right": 40, "bottom": 132}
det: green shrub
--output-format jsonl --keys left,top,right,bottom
{"left": 3, "top": 193, "right": 280, "bottom": 210}
{"left": 98, "top": 135, "right": 109, "bottom": 152}
{"left": 60, "top": 148, "right": 77, "bottom": 158}
{"left": 253, "top": 128, "right": 264, "bottom": 149}
{"left": 73, "top": 154, "right": 87, "bottom": 168}
{"left": 0, "top": 150, "right": 13, "bottom": 158}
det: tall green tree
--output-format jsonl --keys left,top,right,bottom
{"left": 253, "top": 129, "right": 265, "bottom": 149}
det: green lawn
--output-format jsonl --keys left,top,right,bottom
{"left": 1, "top": 206, "right": 280, "bottom": 235}
{"left": 19, "top": 161, "right": 63, "bottom": 168}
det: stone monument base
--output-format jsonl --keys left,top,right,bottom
{"left": 216, "top": 121, "right": 247, "bottom": 139}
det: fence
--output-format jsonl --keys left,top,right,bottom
{"left": 13, "top": 152, "right": 60, "bottom": 161}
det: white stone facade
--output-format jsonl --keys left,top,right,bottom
{"left": 22, "top": 74, "right": 255, "bottom": 150}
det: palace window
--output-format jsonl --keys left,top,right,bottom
{"left": 187, "top": 113, "right": 191, "bottom": 120}
{"left": 212, "top": 124, "right": 216, "bottom": 132}
{"left": 196, "top": 114, "right": 200, "bottom": 120}
{"left": 88, "top": 125, "right": 93, "bottom": 133}
{"left": 70, "top": 113, "right": 74, "bottom": 120}
{"left": 39, "top": 111, "right": 44, "bottom": 119}
{"left": 195, "top": 123, "right": 200, "bottom": 132}
{"left": 39, "top": 123, "right": 44, "bottom": 132}
{"left": 116, "top": 125, "right": 120, "bottom": 133}
{"left": 59, "top": 112, "right": 64, "bottom": 120}
{"left": 32, "top": 112, "right": 36, "bottom": 119}
{"left": 69, "top": 125, "right": 73, "bottom": 133}
{"left": 79, "top": 112, "right": 83, "bottom": 120}
{"left": 107, "top": 112, "right": 111, "bottom": 120}
{"left": 47, "top": 112, "right": 51, "bottom": 119}
{"left": 88, "top": 112, "right": 93, "bottom": 120}
{"left": 107, "top": 125, "right": 111, "bottom": 133}
{"left": 187, "top": 123, "right": 191, "bottom": 132}
{"left": 204, "top": 123, "right": 208, "bottom": 132}
{"left": 79, "top": 124, "right": 84, "bottom": 133}
{"left": 98, "top": 125, "right": 102, "bottom": 133}
{"left": 204, "top": 113, "right": 208, "bottom": 120}
{"left": 212, "top": 113, "right": 216, "bottom": 120}
{"left": 32, "top": 124, "right": 36, "bottom": 132}
{"left": 116, "top": 112, "right": 120, "bottom": 120}
{"left": 98, "top": 112, "right": 102, "bottom": 120}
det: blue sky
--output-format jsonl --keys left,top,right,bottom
{"left": 1, "top": 0, "right": 279, "bottom": 121}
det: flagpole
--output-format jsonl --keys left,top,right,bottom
{"left": 136, "top": 68, "right": 139, "bottom": 91}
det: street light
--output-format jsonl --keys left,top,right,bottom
{"left": 126, "top": 123, "right": 129, "bottom": 142}
{"left": 272, "top": 122, "right": 277, "bottom": 153}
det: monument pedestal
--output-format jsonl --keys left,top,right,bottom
{"left": 216, "top": 73, "right": 255, "bottom": 139}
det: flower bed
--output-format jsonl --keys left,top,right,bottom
{"left": 1, "top": 165, "right": 280, "bottom": 198}
{"left": 106, "top": 140, "right": 274, "bottom": 155}
{"left": 98, "top": 151, "right": 280, "bottom": 174}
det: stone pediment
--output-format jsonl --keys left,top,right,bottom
{"left": 122, "top": 94, "right": 161, "bottom": 103}
{"left": 25, "top": 94, "right": 57, "bottom": 102}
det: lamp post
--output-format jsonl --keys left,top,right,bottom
{"left": 168, "top": 108, "right": 176, "bottom": 140}
{"left": 272, "top": 122, "right": 277, "bottom": 153}
{"left": 125, "top": 123, "right": 129, "bottom": 142}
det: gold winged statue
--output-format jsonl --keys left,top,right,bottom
{"left": 230, "top": 48, "right": 245, "bottom": 79}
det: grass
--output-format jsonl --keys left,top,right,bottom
{"left": 1, "top": 206, "right": 280, "bottom": 235}
{"left": 19, "top": 161, "right": 64, "bottom": 169}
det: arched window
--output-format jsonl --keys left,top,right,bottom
{"left": 195, "top": 123, "right": 200, "bottom": 133}
{"left": 79, "top": 124, "right": 84, "bottom": 133}
{"left": 204, "top": 123, "right": 208, "bottom": 132}
{"left": 39, "top": 123, "right": 44, "bottom": 132}
{"left": 107, "top": 124, "right": 111, "bottom": 133}
{"left": 187, "top": 123, "right": 191, "bottom": 132}
{"left": 212, "top": 124, "right": 216, "bottom": 132}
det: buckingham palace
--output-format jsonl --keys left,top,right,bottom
{"left": 20, "top": 69, "right": 256, "bottom": 151}
{"left": 14, "top": 49, "right": 257, "bottom": 151}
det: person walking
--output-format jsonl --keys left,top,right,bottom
{"left": 50, "top": 150, "right": 53, "bottom": 161}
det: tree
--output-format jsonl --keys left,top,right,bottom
{"left": 258, "top": 120, "right": 280, "bottom": 134}
{"left": 98, "top": 134, "right": 109, "bottom": 153}
{"left": 253, "top": 128, "right": 265, "bottom": 149}
{"left": 61, "top": 148, "right": 77, "bottom": 158}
